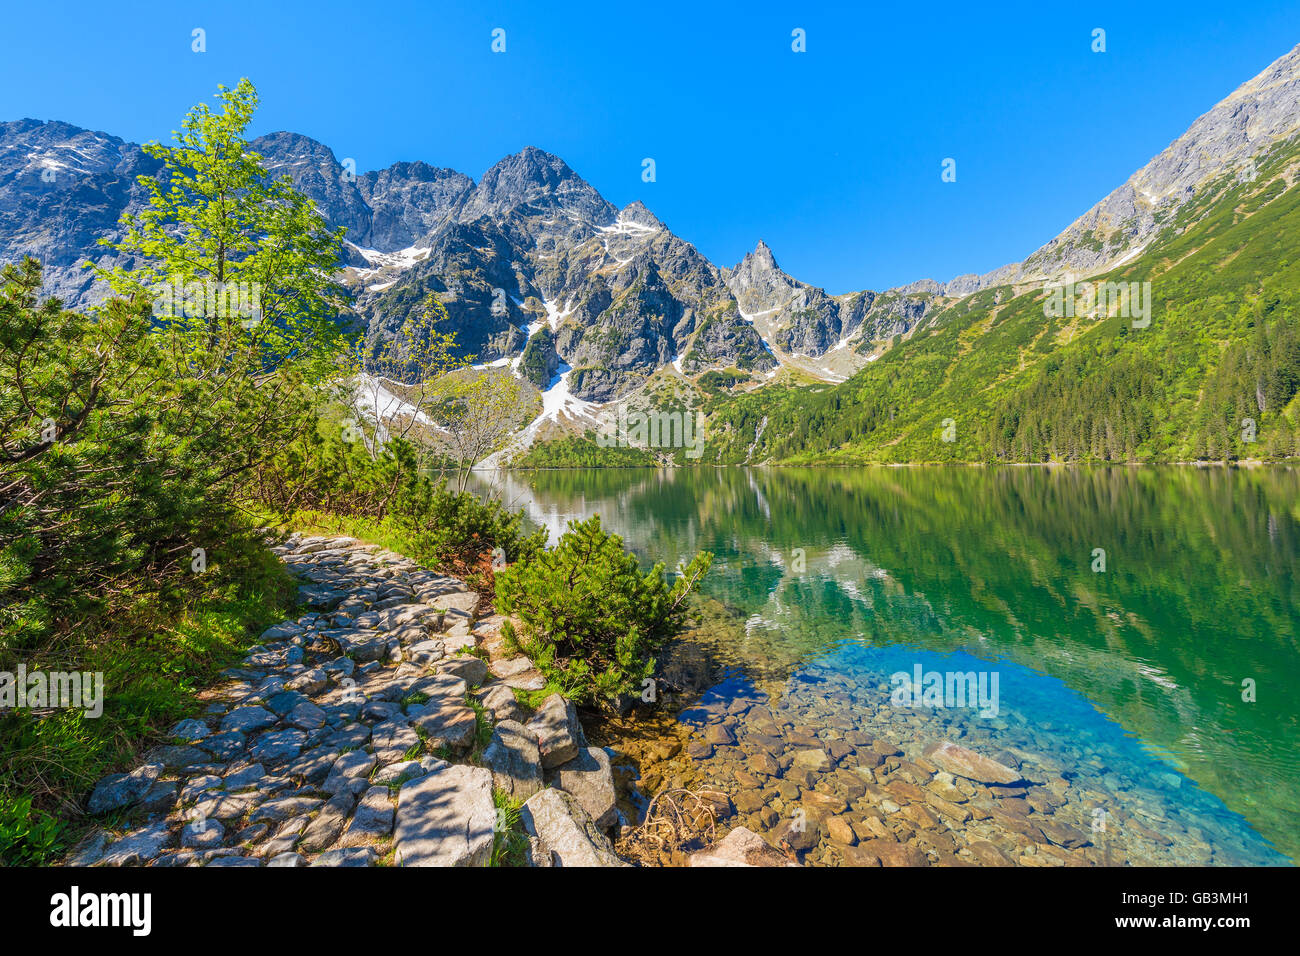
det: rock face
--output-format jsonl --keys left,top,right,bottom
{"left": 394, "top": 764, "right": 496, "bottom": 867}
{"left": 519, "top": 789, "right": 626, "bottom": 867}
{"left": 910, "top": 42, "right": 1300, "bottom": 295}
{"left": 548, "top": 747, "right": 618, "bottom": 830}
{"left": 482, "top": 720, "right": 544, "bottom": 800}
{"left": 0, "top": 119, "right": 160, "bottom": 308}
{"left": 526, "top": 694, "right": 583, "bottom": 769}
{"left": 10, "top": 46, "right": 1300, "bottom": 403}
{"left": 923, "top": 742, "right": 1023, "bottom": 785}
{"left": 723, "top": 241, "right": 917, "bottom": 360}
{"left": 0, "top": 132, "right": 913, "bottom": 395}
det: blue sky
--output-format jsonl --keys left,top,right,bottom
{"left": 2, "top": 1, "right": 1297, "bottom": 292}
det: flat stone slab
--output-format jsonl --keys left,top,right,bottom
{"left": 477, "top": 683, "right": 527, "bottom": 723}
{"left": 393, "top": 764, "right": 495, "bottom": 867}
{"left": 440, "top": 656, "right": 489, "bottom": 686}
{"left": 311, "top": 847, "right": 377, "bottom": 867}
{"left": 501, "top": 669, "right": 548, "bottom": 691}
{"left": 520, "top": 789, "right": 626, "bottom": 867}
{"left": 143, "top": 744, "right": 212, "bottom": 770}
{"left": 435, "top": 592, "right": 480, "bottom": 619}
{"left": 87, "top": 763, "right": 163, "bottom": 815}
{"left": 340, "top": 787, "right": 395, "bottom": 847}
{"left": 99, "top": 822, "right": 175, "bottom": 866}
{"left": 408, "top": 640, "right": 445, "bottom": 664}
{"left": 372, "top": 760, "right": 428, "bottom": 787}
{"left": 198, "top": 731, "right": 247, "bottom": 761}
{"left": 252, "top": 795, "right": 324, "bottom": 824}
{"left": 170, "top": 718, "right": 211, "bottom": 742}
{"left": 221, "top": 706, "right": 278, "bottom": 734}
{"left": 181, "top": 819, "right": 225, "bottom": 849}
{"left": 248, "top": 729, "right": 306, "bottom": 765}
{"left": 409, "top": 702, "right": 478, "bottom": 751}
{"left": 192, "top": 792, "right": 260, "bottom": 822}
{"left": 371, "top": 720, "right": 419, "bottom": 765}
{"left": 299, "top": 790, "right": 355, "bottom": 852}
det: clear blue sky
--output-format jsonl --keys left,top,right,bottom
{"left": 2, "top": 1, "right": 1297, "bottom": 293}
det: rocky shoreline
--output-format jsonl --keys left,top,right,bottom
{"left": 68, "top": 531, "right": 1270, "bottom": 869}
{"left": 605, "top": 654, "right": 1288, "bottom": 867}
{"left": 66, "top": 534, "right": 627, "bottom": 867}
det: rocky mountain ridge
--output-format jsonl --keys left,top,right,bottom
{"left": 2, "top": 42, "right": 1298, "bottom": 409}
{"left": 907, "top": 41, "right": 1300, "bottom": 298}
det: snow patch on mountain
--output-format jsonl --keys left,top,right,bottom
{"left": 349, "top": 242, "right": 431, "bottom": 278}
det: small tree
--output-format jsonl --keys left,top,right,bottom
{"left": 431, "top": 370, "right": 532, "bottom": 490}
{"left": 87, "top": 78, "right": 352, "bottom": 521}
{"left": 95, "top": 77, "right": 349, "bottom": 381}
{"left": 351, "top": 292, "right": 468, "bottom": 468}
{"left": 495, "top": 515, "right": 712, "bottom": 707}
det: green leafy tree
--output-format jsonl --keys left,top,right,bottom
{"left": 352, "top": 292, "right": 468, "bottom": 469}
{"left": 95, "top": 77, "right": 349, "bottom": 381}
{"left": 430, "top": 370, "right": 532, "bottom": 490}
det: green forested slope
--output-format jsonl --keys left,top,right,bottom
{"left": 702, "top": 136, "right": 1300, "bottom": 465}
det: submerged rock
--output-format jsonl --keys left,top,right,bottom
{"left": 923, "top": 741, "right": 1022, "bottom": 785}
{"left": 689, "top": 826, "right": 797, "bottom": 867}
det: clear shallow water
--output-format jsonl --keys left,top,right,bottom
{"left": 472, "top": 466, "right": 1299, "bottom": 864}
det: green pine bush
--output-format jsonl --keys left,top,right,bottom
{"left": 494, "top": 515, "right": 711, "bottom": 707}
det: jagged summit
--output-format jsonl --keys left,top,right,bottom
{"left": 739, "top": 239, "right": 780, "bottom": 271}
{"left": 458, "top": 146, "right": 614, "bottom": 225}
{"left": 618, "top": 200, "right": 663, "bottom": 230}
{"left": 3, "top": 42, "right": 1299, "bottom": 399}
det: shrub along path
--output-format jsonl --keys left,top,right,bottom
{"left": 65, "top": 533, "right": 625, "bottom": 867}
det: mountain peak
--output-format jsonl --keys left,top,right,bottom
{"left": 738, "top": 239, "right": 780, "bottom": 273}
{"left": 479, "top": 146, "right": 577, "bottom": 191}
{"left": 620, "top": 200, "right": 663, "bottom": 229}
{"left": 1011, "top": 41, "right": 1300, "bottom": 286}
{"left": 251, "top": 130, "right": 341, "bottom": 166}
{"left": 458, "top": 145, "right": 615, "bottom": 227}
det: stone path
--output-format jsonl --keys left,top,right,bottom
{"left": 69, "top": 534, "right": 625, "bottom": 867}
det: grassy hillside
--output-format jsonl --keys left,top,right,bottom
{"left": 701, "top": 136, "right": 1300, "bottom": 465}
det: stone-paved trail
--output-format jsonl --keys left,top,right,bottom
{"left": 69, "top": 534, "right": 626, "bottom": 867}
